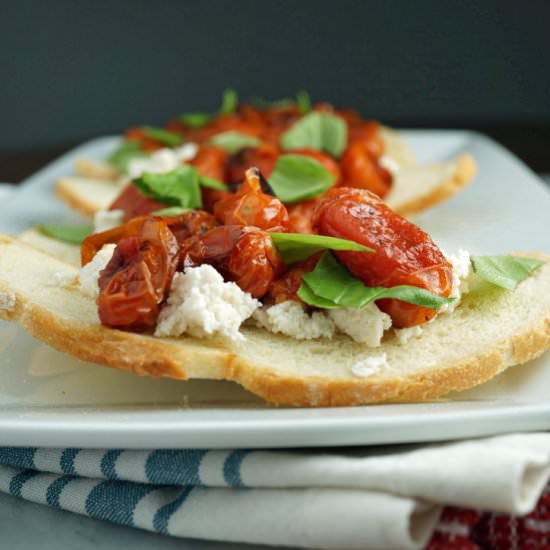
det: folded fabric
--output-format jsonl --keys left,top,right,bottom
{"left": 0, "top": 433, "right": 549, "bottom": 549}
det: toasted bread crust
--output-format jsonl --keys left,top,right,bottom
{"left": 391, "top": 154, "right": 477, "bottom": 216}
{"left": 1, "top": 235, "right": 549, "bottom": 408}
{"left": 55, "top": 179, "right": 97, "bottom": 217}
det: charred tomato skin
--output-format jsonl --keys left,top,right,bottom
{"left": 180, "top": 225, "right": 284, "bottom": 298}
{"left": 312, "top": 187, "right": 453, "bottom": 327}
{"left": 97, "top": 218, "right": 179, "bottom": 331}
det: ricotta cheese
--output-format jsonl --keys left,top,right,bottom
{"left": 442, "top": 249, "right": 472, "bottom": 314}
{"left": 351, "top": 353, "right": 387, "bottom": 378}
{"left": 155, "top": 264, "right": 260, "bottom": 341}
{"left": 51, "top": 270, "right": 78, "bottom": 287}
{"left": 394, "top": 325, "right": 423, "bottom": 345}
{"left": 127, "top": 143, "right": 198, "bottom": 179}
{"left": 0, "top": 292, "right": 16, "bottom": 312}
{"left": 79, "top": 244, "right": 116, "bottom": 299}
{"left": 93, "top": 209, "right": 124, "bottom": 233}
{"left": 328, "top": 303, "right": 392, "bottom": 346}
{"left": 253, "top": 300, "right": 335, "bottom": 340}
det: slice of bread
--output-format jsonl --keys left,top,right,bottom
{"left": 59, "top": 130, "right": 477, "bottom": 218}
{"left": 1, "top": 235, "right": 549, "bottom": 407}
{"left": 18, "top": 229, "right": 81, "bottom": 267}
{"left": 55, "top": 176, "right": 122, "bottom": 216}
{"left": 74, "top": 158, "right": 119, "bottom": 180}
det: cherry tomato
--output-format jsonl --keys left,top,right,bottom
{"left": 225, "top": 142, "right": 280, "bottom": 183}
{"left": 269, "top": 255, "right": 320, "bottom": 304}
{"left": 189, "top": 145, "right": 232, "bottom": 211}
{"left": 109, "top": 183, "right": 165, "bottom": 222}
{"left": 81, "top": 211, "right": 217, "bottom": 266}
{"left": 312, "top": 187, "right": 453, "bottom": 327}
{"left": 286, "top": 199, "right": 319, "bottom": 234}
{"left": 340, "top": 138, "right": 392, "bottom": 198}
{"left": 124, "top": 128, "right": 165, "bottom": 152}
{"left": 97, "top": 218, "right": 179, "bottom": 331}
{"left": 180, "top": 225, "right": 284, "bottom": 298}
{"left": 214, "top": 167, "right": 289, "bottom": 230}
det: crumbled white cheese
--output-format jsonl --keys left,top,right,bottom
{"left": 93, "top": 209, "right": 124, "bottom": 233}
{"left": 351, "top": 353, "right": 387, "bottom": 378}
{"left": 254, "top": 300, "right": 335, "bottom": 340}
{"left": 379, "top": 155, "right": 400, "bottom": 175}
{"left": 127, "top": 143, "right": 198, "bottom": 179}
{"left": 329, "top": 303, "right": 392, "bottom": 347}
{"left": 51, "top": 270, "right": 78, "bottom": 287}
{"left": 155, "top": 264, "right": 260, "bottom": 341}
{"left": 394, "top": 325, "right": 423, "bottom": 345}
{"left": 442, "top": 249, "right": 472, "bottom": 314}
{"left": 0, "top": 292, "right": 16, "bottom": 311}
{"left": 79, "top": 244, "right": 116, "bottom": 299}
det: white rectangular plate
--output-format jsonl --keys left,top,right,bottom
{"left": 1, "top": 131, "right": 550, "bottom": 449}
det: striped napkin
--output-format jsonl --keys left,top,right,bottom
{"left": 1, "top": 434, "right": 550, "bottom": 549}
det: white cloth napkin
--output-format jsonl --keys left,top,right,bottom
{"left": 1, "top": 433, "right": 549, "bottom": 549}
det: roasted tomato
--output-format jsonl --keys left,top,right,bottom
{"left": 340, "top": 137, "right": 392, "bottom": 198}
{"left": 312, "top": 187, "right": 453, "bottom": 328}
{"left": 124, "top": 128, "right": 165, "bottom": 152}
{"left": 109, "top": 183, "right": 165, "bottom": 222}
{"left": 97, "top": 218, "right": 179, "bottom": 331}
{"left": 214, "top": 167, "right": 289, "bottom": 230}
{"left": 269, "top": 255, "right": 320, "bottom": 304}
{"left": 180, "top": 225, "right": 284, "bottom": 298}
{"left": 81, "top": 211, "right": 217, "bottom": 266}
{"left": 286, "top": 199, "right": 319, "bottom": 234}
{"left": 189, "top": 145, "right": 232, "bottom": 211}
{"left": 225, "top": 142, "right": 280, "bottom": 183}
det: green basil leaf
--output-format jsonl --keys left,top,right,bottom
{"left": 268, "top": 154, "right": 335, "bottom": 203}
{"left": 220, "top": 88, "right": 238, "bottom": 114}
{"left": 296, "top": 90, "right": 311, "bottom": 114}
{"left": 270, "top": 232, "right": 372, "bottom": 264}
{"left": 151, "top": 206, "right": 190, "bottom": 217}
{"left": 107, "top": 140, "right": 148, "bottom": 172}
{"left": 199, "top": 175, "right": 228, "bottom": 191}
{"left": 134, "top": 165, "right": 202, "bottom": 209}
{"left": 297, "top": 281, "right": 340, "bottom": 309}
{"left": 141, "top": 126, "right": 184, "bottom": 147}
{"left": 209, "top": 131, "right": 261, "bottom": 154}
{"left": 179, "top": 88, "right": 239, "bottom": 129}
{"left": 37, "top": 224, "right": 93, "bottom": 244}
{"left": 180, "top": 112, "right": 213, "bottom": 128}
{"left": 471, "top": 255, "right": 544, "bottom": 290}
{"left": 280, "top": 111, "right": 347, "bottom": 158}
{"left": 300, "top": 252, "right": 453, "bottom": 310}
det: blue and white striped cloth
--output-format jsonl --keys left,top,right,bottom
{"left": 1, "top": 435, "right": 550, "bottom": 549}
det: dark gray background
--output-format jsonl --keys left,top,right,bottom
{"left": 1, "top": 0, "right": 550, "bottom": 177}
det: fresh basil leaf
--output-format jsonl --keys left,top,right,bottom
{"left": 199, "top": 175, "right": 228, "bottom": 191}
{"left": 209, "top": 131, "right": 261, "bottom": 154}
{"left": 300, "top": 252, "right": 453, "bottom": 310}
{"left": 152, "top": 206, "right": 190, "bottom": 217}
{"left": 179, "top": 88, "right": 239, "bottom": 129}
{"left": 297, "top": 281, "right": 340, "bottom": 309}
{"left": 471, "top": 255, "right": 544, "bottom": 290}
{"left": 296, "top": 90, "right": 311, "bottom": 114}
{"left": 280, "top": 111, "right": 347, "bottom": 158}
{"left": 134, "top": 165, "right": 202, "bottom": 209}
{"left": 268, "top": 154, "right": 335, "bottom": 203}
{"left": 37, "top": 224, "right": 93, "bottom": 245}
{"left": 107, "top": 140, "right": 148, "bottom": 172}
{"left": 180, "top": 112, "right": 213, "bottom": 128}
{"left": 220, "top": 88, "right": 238, "bottom": 114}
{"left": 270, "top": 232, "right": 371, "bottom": 264}
{"left": 141, "top": 126, "right": 184, "bottom": 147}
